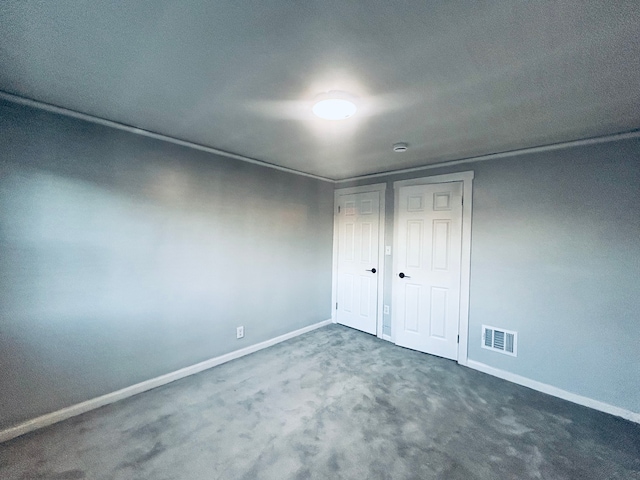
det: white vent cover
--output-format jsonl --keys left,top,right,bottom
{"left": 482, "top": 325, "right": 517, "bottom": 356}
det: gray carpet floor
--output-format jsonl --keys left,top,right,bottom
{"left": 1, "top": 324, "right": 638, "bottom": 479}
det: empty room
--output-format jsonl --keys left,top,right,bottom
{"left": 1, "top": 2, "right": 639, "bottom": 479}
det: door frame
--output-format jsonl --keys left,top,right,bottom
{"left": 332, "top": 183, "right": 387, "bottom": 338}
{"left": 392, "top": 171, "right": 474, "bottom": 366}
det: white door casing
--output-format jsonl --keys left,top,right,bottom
{"left": 335, "top": 191, "right": 380, "bottom": 334}
{"left": 393, "top": 181, "right": 464, "bottom": 360}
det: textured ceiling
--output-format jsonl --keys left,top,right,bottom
{"left": 1, "top": 1, "right": 639, "bottom": 180}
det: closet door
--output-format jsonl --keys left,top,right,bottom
{"left": 336, "top": 191, "right": 380, "bottom": 335}
{"left": 393, "top": 182, "right": 463, "bottom": 359}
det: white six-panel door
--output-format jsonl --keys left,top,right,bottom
{"left": 393, "top": 182, "right": 463, "bottom": 359}
{"left": 336, "top": 191, "right": 380, "bottom": 335}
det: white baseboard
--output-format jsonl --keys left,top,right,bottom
{"left": 466, "top": 360, "right": 640, "bottom": 424}
{"left": 0, "top": 319, "right": 332, "bottom": 444}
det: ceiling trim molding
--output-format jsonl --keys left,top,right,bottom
{"left": 335, "top": 129, "right": 640, "bottom": 184}
{"left": 0, "top": 91, "right": 335, "bottom": 184}
{"left": 3, "top": 91, "right": 638, "bottom": 186}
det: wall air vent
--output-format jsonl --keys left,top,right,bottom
{"left": 482, "top": 325, "right": 517, "bottom": 357}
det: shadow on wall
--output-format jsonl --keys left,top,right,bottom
{"left": 0, "top": 100, "right": 334, "bottom": 430}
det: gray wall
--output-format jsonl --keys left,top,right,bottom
{"left": 0, "top": 100, "right": 334, "bottom": 429}
{"left": 340, "top": 138, "right": 640, "bottom": 414}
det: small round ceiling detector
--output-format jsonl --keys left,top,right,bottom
{"left": 393, "top": 143, "right": 408, "bottom": 153}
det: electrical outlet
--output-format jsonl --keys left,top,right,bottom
{"left": 236, "top": 326, "right": 244, "bottom": 339}
{"left": 384, "top": 305, "right": 390, "bottom": 315}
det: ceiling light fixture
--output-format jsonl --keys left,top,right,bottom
{"left": 312, "top": 91, "right": 357, "bottom": 120}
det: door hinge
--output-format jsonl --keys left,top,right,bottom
{"left": 457, "top": 335, "right": 460, "bottom": 343}
{"left": 338, "top": 205, "right": 341, "bottom": 213}
{"left": 336, "top": 302, "right": 338, "bottom": 310}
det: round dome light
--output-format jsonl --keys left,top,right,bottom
{"left": 312, "top": 91, "right": 357, "bottom": 120}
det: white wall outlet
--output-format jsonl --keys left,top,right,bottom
{"left": 385, "top": 246, "right": 392, "bottom": 255}
{"left": 236, "top": 326, "right": 244, "bottom": 339}
{"left": 383, "top": 305, "right": 390, "bottom": 315}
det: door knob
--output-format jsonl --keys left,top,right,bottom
{"left": 366, "top": 268, "right": 377, "bottom": 273}
{"left": 399, "top": 272, "right": 410, "bottom": 278}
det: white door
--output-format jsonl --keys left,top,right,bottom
{"left": 336, "top": 191, "right": 380, "bottom": 335}
{"left": 393, "top": 182, "right": 463, "bottom": 359}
